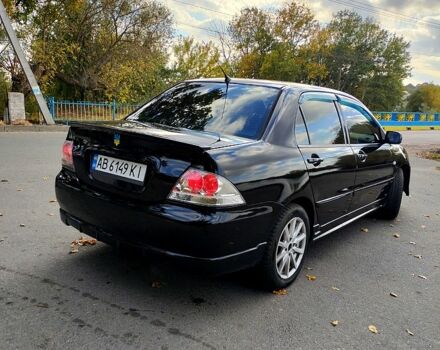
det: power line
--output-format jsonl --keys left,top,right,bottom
{"left": 176, "top": 21, "right": 223, "bottom": 35}
{"left": 169, "top": 0, "right": 234, "bottom": 17}
{"left": 326, "top": 0, "right": 440, "bottom": 31}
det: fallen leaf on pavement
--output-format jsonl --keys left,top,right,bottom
{"left": 43, "top": 176, "right": 49, "bottom": 181}
{"left": 17, "top": 188, "right": 23, "bottom": 192}
{"left": 47, "top": 213, "right": 54, "bottom": 216}
{"left": 424, "top": 215, "right": 430, "bottom": 218}
{"left": 413, "top": 254, "right": 422, "bottom": 259}
{"left": 421, "top": 225, "right": 426, "bottom": 229}
{"left": 306, "top": 266, "right": 313, "bottom": 270}
{"left": 368, "top": 325, "right": 378, "bottom": 334}
{"left": 331, "top": 320, "right": 339, "bottom": 327}
{"left": 69, "top": 236, "right": 97, "bottom": 254}
{"left": 390, "top": 292, "right": 398, "bottom": 298}
{"left": 306, "top": 274, "right": 317, "bottom": 281}
{"left": 151, "top": 281, "right": 163, "bottom": 288}
{"left": 360, "top": 227, "right": 369, "bottom": 233}
{"left": 71, "top": 237, "right": 97, "bottom": 246}
{"left": 19, "top": 223, "right": 25, "bottom": 227}
{"left": 0, "top": 212, "right": 3, "bottom": 216}
{"left": 409, "top": 241, "right": 416, "bottom": 245}
{"left": 49, "top": 199, "right": 57, "bottom": 203}
{"left": 393, "top": 233, "right": 400, "bottom": 238}
{"left": 331, "top": 286, "right": 340, "bottom": 291}
{"left": 35, "top": 302, "right": 49, "bottom": 308}
{"left": 417, "top": 275, "right": 427, "bottom": 280}
{"left": 273, "top": 289, "right": 288, "bottom": 296}
{"left": 389, "top": 224, "right": 394, "bottom": 227}
{"left": 406, "top": 329, "right": 414, "bottom": 336}
{"left": 1, "top": 179, "right": 8, "bottom": 182}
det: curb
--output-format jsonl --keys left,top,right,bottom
{"left": 0, "top": 125, "right": 69, "bottom": 132}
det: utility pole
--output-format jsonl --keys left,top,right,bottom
{"left": 0, "top": 1, "right": 54, "bottom": 124}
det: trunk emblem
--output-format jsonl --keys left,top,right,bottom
{"left": 114, "top": 133, "right": 121, "bottom": 146}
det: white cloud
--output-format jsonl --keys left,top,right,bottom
{"left": 162, "top": 0, "right": 440, "bottom": 84}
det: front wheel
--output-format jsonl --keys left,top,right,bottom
{"left": 259, "top": 204, "right": 310, "bottom": 290}
{"left": 379, "top": 168, "right": 404, "bottom": 220}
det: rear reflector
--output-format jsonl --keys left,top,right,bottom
{"left": 62, "top": 140, "right": 74, "bottom": 170}
{"left": 168, "top": 168, "right": 245, "bottom": 207}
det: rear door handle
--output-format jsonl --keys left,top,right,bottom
{"left": 307, "top": 154, "right": 323, "bottom": 166}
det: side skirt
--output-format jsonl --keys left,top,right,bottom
{"left": 312, "top": 205, "right": 381, "bottom": 241}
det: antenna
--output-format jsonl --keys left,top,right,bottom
{"left": 219, "top": 66, "right": 231, "bottom": 87}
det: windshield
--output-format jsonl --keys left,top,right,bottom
{"left": 127, "top": 82, "right": 280, "bottom": 139}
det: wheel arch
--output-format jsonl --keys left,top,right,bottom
{"left": 287, "top": 196, "right": 316, "bottom": 233}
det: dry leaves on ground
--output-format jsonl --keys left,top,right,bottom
{"left": 151, "top": 281, "right": 163, "bottom": 288}
{"left": 417, "top": 275, "right": 427, "bottom": 280}
{"left": 0, "top": 212, "right": 3, "bottom": 216}
{"left": 306, "top": 274, "right": 317, "bottom": 281}
{"left": 393, "top": 233, "right": 400, "bottom": 238}
{"left": 406, "top": 329, "right": 414, "bottom": 336}
{"left": 331, "top": 286, "right": 340, "bottom": 291}
{"left": 19, "top": 223, "right": 25, "bottom": 227}
{"left": 70, "top": 236, "right": 97, "bottom": 254}
{"left": 360, "top": 227, "right": 369, "bottom": 233}
{"left": 49, "top": 199, "right": 57, "bottom": 203}
{"left": 273, "top": 289, "right": 288, "bottom": 296}
{"left": 390, "top": 292, "right": 398, "bottom": 298}
{"left": 409, "top": 241, "right": 416, "bottom": 245}
{"left": 330, "top": 320, "right": 339, "bottom": 327}
{"left": 368, "top": 325, "right": 379, "bottom": 334}
{"left": 421, "top": 225, "right": 426, "bottom": 229}
{"left": 413, "top": 254, "right": 422, "bottom": 259}
{"left": 43, "top": 176, "right": 49, "bottom": 181}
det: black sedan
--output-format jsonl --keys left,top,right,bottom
{"left": 56, "top": 78, "right": 410, "bottom": 289}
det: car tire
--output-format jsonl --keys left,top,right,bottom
{"left": 259, "top": 204, "right": 310, "bottom": 290}
{"left": 379, "top": 168, "right": 404, "bottom": 220}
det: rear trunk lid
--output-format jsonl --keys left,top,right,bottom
{"left": 68, "top": 121, "right": 252, "bottom": 203}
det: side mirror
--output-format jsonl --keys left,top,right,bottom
{"left": 385, "top": 131, "right": 402, "bottom": 144}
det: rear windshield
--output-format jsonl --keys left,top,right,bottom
{"left": 127, "top": 82, "right": 280, "bottom": 139}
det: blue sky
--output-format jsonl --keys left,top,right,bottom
{"left": 162, "top": 0, "right": 440, "bottom": 85}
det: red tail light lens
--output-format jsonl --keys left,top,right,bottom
{"left": 168, "top": 168, "right": 245, "bottom": 207}
{"left": 62, "top": 140, "right": 74, "bottom": 170}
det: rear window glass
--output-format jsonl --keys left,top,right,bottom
{"left": 127, "top": 82, "right": 280, "bottom": 139}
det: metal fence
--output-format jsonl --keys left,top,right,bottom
{"left": 47, "top": 97, "right": 141, "bottom": 123}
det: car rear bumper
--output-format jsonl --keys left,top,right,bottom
{"left": 55, "top": 171, "right": 280, "bottom": 274}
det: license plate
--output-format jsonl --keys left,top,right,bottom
{"left": 91, "top": 154, "right": 147, "bottom": 183}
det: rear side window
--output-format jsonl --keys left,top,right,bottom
{"left": 340, "top": 103, "right": 381, "bottom": 144}
{"left": 127, "top": 82, "right": 280, "bottom": 139}
{"left": 300, "top": 99, "right": 345, "bottom": 145}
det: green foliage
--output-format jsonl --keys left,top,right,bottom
{"left": 30, "top": 0, "right": 173, "bottom": 102}
{"left": 0, "top": 0, "right": 415, "bottom": 112}
{"left": 406, "top": 84, "right": 440, "bottom": 112}
{"left": 227, "top": 4, "right": 411, "bottom": 110}
{"left": 170, "top": 37, "right": 223, "bottom": 81}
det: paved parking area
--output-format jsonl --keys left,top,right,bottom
{"left": 0, "top": 132, "right": 439, "bottom": 349}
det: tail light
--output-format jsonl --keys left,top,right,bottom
{"left": 168, "top": 168, "right": 245, "bottom": 207}
{"left": 62, "top": 140, "right": 74, "bottom": 170}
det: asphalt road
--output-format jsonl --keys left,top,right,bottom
{"left": 0, "top": 131, "right": 439, "bottom": 350}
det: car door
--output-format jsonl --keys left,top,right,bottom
{"left": 296, "top": 93, "right": 357, "bottom": 231}
{"left": 337, "top": 98, "right": 395, "bottom": 211}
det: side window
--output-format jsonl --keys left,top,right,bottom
{"left": 340, "top": 103, "right": 381, "bottom": 144}
{"left": 295, "top": 112, "right": 310, "bottom": 145}
{"left": 300, "top": 99, "right": 345, "bottom": 145}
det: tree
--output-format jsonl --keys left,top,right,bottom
{"left": 30, "top": 0, "right": 173, "bottom": 101}
{"left": 170, "top": 37, "right": 223, "bottom": 81}
{"left": 320, "top": 10, "right": 411, "bottom": 110}
{"left": 406, "top": 84, "right": 440, "bottom": 112}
